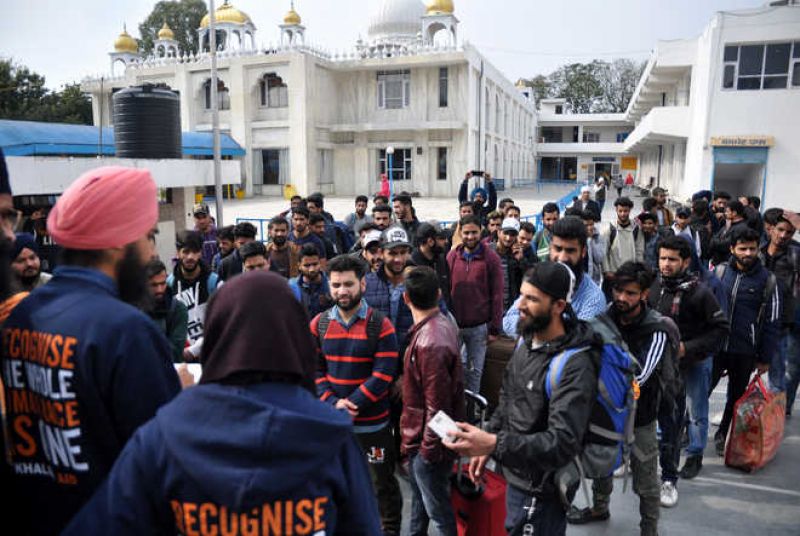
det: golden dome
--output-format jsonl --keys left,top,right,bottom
{"left": 283, "top": 8, "right": 302, "bottom": 25}
{"left": 114, "top": 27, "right": 139, "bottom": 53}
{"left": 157, "top": 22, "right": 175, "bottom": 40}
{"left": 200, "top": 1, "right": 251, "bottom": 28}
{"left": 426, "top": 0, "right": 455, "bottom": 15}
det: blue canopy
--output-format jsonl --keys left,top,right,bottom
{"left": 0, "top": 119, "right": 245, "bottom": 157}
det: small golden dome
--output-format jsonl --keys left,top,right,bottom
{"left": 157, "top": 22, "right": 175, "bottom": 40}
{"left": 114, "top": 27, "right": 139, "bottom": 53}
{"left": 283, "top": 8, "right": 302, "bottom": 25}
{"left": 200, "top": 1, "right": 251, "bottom": 28}
{"left": 426, "top": 0, "right": 455, "bottom": 15}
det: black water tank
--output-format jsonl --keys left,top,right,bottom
{"left": 113, "top": 84, "right": 181, "bottom": 159}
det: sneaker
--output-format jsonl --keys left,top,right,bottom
{"left": 613, "top": 464, "right": 627, "bottom": 478}
{"left": 679, "top": 455, "right": 703, "bottom": 479}
{"left": 714, "top": 434, "right": 726, "bottom": 457}
{"left": 566, "top": 506, "right": 610, "bottom": 525}
{"left": 660, "top": 481, "right": 678, "bottom": 508}
{"left": 711, "top": 411, "right": 723, "bottom": 426}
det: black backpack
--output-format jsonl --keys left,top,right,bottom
{"left": 316, "top": 307, "right": 385, "bottom": 356}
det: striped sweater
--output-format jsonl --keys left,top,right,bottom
{"left": 312, "top": 304, "right": 399, "bottom": 429}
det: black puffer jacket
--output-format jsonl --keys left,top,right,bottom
{"left": 487, "top": 321, "right": 600, "bottom": 497}
{"left": 648, "top": 273, "right": 729, "bottom": 367}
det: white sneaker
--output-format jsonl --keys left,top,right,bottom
{"left": 711, "top": 411, "right": 723, "bottom": 426}
{"left": 660, "top": 481, "right": 678, "bottom": 508}
{"left": 613, "top": 464, "right": 627, "bottom": 478}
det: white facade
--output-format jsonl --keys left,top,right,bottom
{"left": 624, "top": 3, "right": 800, "bottom": 205}
{"left": 83, "top": 0, "right": 537, "bottom": 198}
{"left": 536, "top": 98, "right": 633, "bottom": 184}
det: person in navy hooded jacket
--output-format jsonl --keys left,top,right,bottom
{"left": 63, "top": 271, "right": 382, "bottom": 536}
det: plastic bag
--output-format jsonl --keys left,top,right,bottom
{"left": 725, "top": 374, "right": 786, "bottom": 472}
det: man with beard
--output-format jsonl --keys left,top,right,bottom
{"left": 168, "top": 231, "right": 220, "bottom": 356}
{"left": 344, "top": 195, "right": 372, "bottom": 238}
{"left": 146, "top": 259, "right": 188, "bottom": 362}
{"left": 517, "top": 221, "right": 539, "bottom": 265}
{"left": 210, "top": 225, "right": 234, "bottom": 273}
{"left": 10, "top": 233, "right": 52, "bottom": 292}
{"left": 265, "top": 216, "right": 298, "bottom": 278}
{"left": 568, "top": 262, "right": 678, "bottom": 536}
{"left": 503, "top": 217, "right": 605, "bottom": 336}
{"left": 602, "top": 197, "right": 644, "bottom": 298}
{"left": 412, "top": 223, "right": 452, "bottom": 312}
{"left": 313, "top": 255, "right": 402, "bottom": 536}
{"left": 483, "top": 211, "right": 504, "bottom": 246}
{"left": 651, "top": 187, "right": 674, "bottom": 229}
{"left": 289, "top": 244, "right": 333, "bottom": 319}
{"left": 290, "top": 206, "right": 327, "bottom": 264}
{"left": 393, "top": 194, "right": 420, "bottom": 238}
{"left": 445, "top": 262, "right": 599, "bottom": 535}
{"left": 372, "top": 204, "right": 393, "bottom": 232}
{"left": 447, "top": 215, "right": 504, "bottom": 393}
{"left": 365, "top": 226, "right": 415, "bottom": 355}
{"left": 218, "top": 222, "right": 257, "bottom": 281}
{"left": 649, "top": 236, "right": 728, "bottom": 500}
{"left": 710, "top": 228, "right": 781, "bottom": 455}
{"left": 448, "top": 201, "right": 475, "bottom": 251}
{"left": 533, "top": 203, "right": 560, "bottom": 261}
{"left": 240, "top": 241, "right": 271, "bottom": 272}
{"left": 355, "top": 229, "right": 384, "bottom": 273}
{"left": 0, "top": 166, "right": 180, "bottom": 535}
{"left": 711, "top": 190, "right": 731, "bottom": 233}
{"left": 759, "top": 209, "right": 799, "bottom": 397}
{"left": 311, "top": 213, "right": 337, "bottom": 259}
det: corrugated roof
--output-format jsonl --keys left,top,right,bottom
{"left": 0, "top": 119, "right": 246, "bottom": 157}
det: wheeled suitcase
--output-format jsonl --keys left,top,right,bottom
{"left": 451, "top": 391, "right": 507, "bottom": 536}
{"left": 480, "top": 336, "right": 517, "bottom": 410}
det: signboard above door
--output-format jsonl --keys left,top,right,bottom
{"left": 710, "top": 136, "right": 774, "bottom": 147}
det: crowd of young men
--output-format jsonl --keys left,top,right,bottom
{"left": 0, "top": 156, "right": 797, "bottom": 535}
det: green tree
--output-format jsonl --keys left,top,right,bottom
{"left": 596, "top": 58, "right": 646, "bottom": 113}
{"left": 0, "top": 60, "right": 92, "bottom": 124}
{"left": 548, "top": 61, "right": 606, "bottom": 114}
{"left": 139, "top": 0, "right": 208, "bottom": 57}
{"left": 517, "top": 75, "right": 552, "bottom": 108}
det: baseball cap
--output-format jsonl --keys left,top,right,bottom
{"left": 382, "top": 226, "right": 411, "bottom": 250}
{"left": 527, "top": 262, "right": 576, "bottom": 303}
{"left": 193, "top": 203, "right": 210, "bottom": 216}
{"left": 501, "top": 218, "right": 520, "bottom": 233}
{"left": 362, "top": 229, "right": 383, "bottom": 249}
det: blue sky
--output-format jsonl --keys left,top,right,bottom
{"left": 0, "top": 0, "right": 767, "bottom": 89}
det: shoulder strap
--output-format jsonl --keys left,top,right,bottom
{"left": 365, "top": 308, "right": 385, "bottom": 354}
{"left": 633, "top": 226, "right": 640, "bottom": 241}
{"left": 757, "top": 273, "right": 778, "bottom": 329}
{"left": 608, "top": 225, "right": 617, "bottom": 248}
{"left": 207, "top": 272, "right": 219, "bottom": 293}
{"left": 317, "top": 311, "right": 332, "bottom": 344}
{"left": 545, "top": 347, "right": 590, "bottom": 399}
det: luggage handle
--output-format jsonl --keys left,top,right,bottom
{"left": 453, "top": 390, "right": 489, "bottom": 499}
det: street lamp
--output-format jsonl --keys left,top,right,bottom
{"left": 386, "top": 146, "right": 395, "bottom": 205}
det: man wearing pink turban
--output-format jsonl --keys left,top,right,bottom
{"left": 0, "top": 166, "right": 181, "bottom": 536}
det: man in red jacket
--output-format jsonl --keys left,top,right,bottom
{"left": 447, "top": 215, "right": 504, "bottom": 393}
{"left": 401, "top": 267, "right": 465, "bottom": 536}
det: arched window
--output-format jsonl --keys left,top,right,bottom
{"left": 260, "top": 74, "right": 288, "bottom": 108}
{"left": 204, "top": 79, "right": 230, "bottom": 111}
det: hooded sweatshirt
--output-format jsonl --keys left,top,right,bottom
{"left": 63, "top": 271, "right": 381, "bottom": 535}
{"left": 168, "top": 263, "right": 219, "bottom": 343}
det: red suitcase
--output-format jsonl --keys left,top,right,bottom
{"left": 451, "top": 466, "right": 507, "bottom": 536}
{"left": 450, "top": 390, "right": 508, "bottom": 536}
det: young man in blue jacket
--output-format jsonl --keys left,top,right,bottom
{"left": 63, "top": 271, "right": 381, "bottom": 536}
{"left": 1, "top": 166, "right": 181, "bottom": 536}
{"left": 711, "top": 227, "right": 781, "bottom": 455}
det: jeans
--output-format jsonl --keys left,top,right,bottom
{"left": 407, "top": 454, "right": 457, "bottom": 536}
{"left": 356, "top": 426, "right": 403, "bottom": 535}
{"left": 460, "top": 324, "right": 488, "bottom": 394}
{"left": 658, "top": 382, "right": 683, "bottom": 483}
{"left": 684, "top": 357, "right": 713, "bottom": 456}
{"left": 769, "top": 330, "right": 790, "bottom": 392}
{"left": 505, "top": 485, "right": 567, "bottom": 535}
{"left": 785, "top": 327, "right": 800, "bottom": 413}
{"left": 710, "top": 352, "right": 755, "bottom": 440}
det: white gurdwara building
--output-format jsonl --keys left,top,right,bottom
{"left": 83, "top": 0, "right": 537, "bottom": 198}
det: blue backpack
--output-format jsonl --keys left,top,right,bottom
{"left": 545, "top": 315, "right": 639, "bottom": 504}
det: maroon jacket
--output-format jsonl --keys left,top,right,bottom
{"left": 446, "top": 243, "right": 505, "bottom": 335}
{"left": 400, "top": 312, "right": 465, "bottom": 462}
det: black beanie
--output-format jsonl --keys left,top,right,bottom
{"left": 528, "top": 262, "right": 576, "bottom": 303}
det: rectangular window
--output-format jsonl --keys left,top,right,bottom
{"left": 439, "top": 67, "right": 448, "bottom": 107}
{"left": 616, "top": 132, "right": 630, "bottom": 143}
{"left": 723, "top": 42, "right": 796, "bottom": 91}
{"left": 437, "top": 147, "right": 447, "bottom": 180}
{"left": 378, "top": 148, "right": 412, "bottom": 181}
{"left": 793, "top": 62, "right": 800, "bottom": 87}
{"left": 377, "top": 70, "right": 411, "bottom": 109}
{"left": 318, "top": 150, "right": 333, "bottom": 185}
{"left": 583, "top": 132, "right": 600, "bottom": 143}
